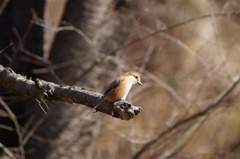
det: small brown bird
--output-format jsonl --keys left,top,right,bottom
{"left": 86, "top": 71, "right": 142, "bottom": 116}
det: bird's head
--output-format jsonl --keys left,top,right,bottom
{"left": 124, "top": 71, "right": 142, "bottom": 86}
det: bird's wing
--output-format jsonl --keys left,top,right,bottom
{"left": 85, "top": 77, "right": 124, "bottom": 116}
{"left": 103, "top": 77, "right": 124, "bottom": 95}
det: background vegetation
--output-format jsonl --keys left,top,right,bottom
{"left": 1, "top": 0, "right": 240, "bottom": 159}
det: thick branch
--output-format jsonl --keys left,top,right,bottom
{"left": 0, "top": 65, "right": 141, "bottom": 120}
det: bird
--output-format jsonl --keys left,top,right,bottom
{"left": 86, "top": 71, "right": 142, "bottom": 116}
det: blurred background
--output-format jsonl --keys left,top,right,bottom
{"left": 1, "top": 0, "right": 240, "bottom": 159}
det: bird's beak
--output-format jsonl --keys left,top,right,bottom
{"left": 137, "top": 81, "right": 142, "bottom": 86}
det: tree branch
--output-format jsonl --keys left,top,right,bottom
{"left": 124, "top": 11, "right": 240, "bottom": 49}
{"left": 0, "top": 65, "right": 142, "bottom": 120}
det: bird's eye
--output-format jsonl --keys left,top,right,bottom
{"left": 134, "top": 75, "right": 138, "bottom": 79}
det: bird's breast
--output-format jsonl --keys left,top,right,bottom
{"left": 104, "top": 80, "right": 132, "bottom": 101}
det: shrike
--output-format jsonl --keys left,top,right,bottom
{"left": 86, "top": 71, "right": 142, "bottom": 116}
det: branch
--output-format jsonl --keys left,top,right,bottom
{"left": 0, "top": 65, "right": 142, "bottom": 120}
{"left": 124, "top": 11, "right": 240, "bottom": 48}
{"left": 158, "top": 116, "right": 207, "bottom": 159}
{"left": 0, "top": 142, "right": 16, "bottom": 159}
{"left": 0, "top": 98, "right": 24, "bottom": 158}
{"left": 131, "top": 70, "right": 240, "bottom": 159}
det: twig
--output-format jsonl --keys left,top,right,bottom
{"left": 0, "top": 123, "right": 14, "bottom": 131}
{"left": 36, "top": 99, "right": 48, "bottom": 114}
{"left": 0, "top": 0, "right": 9, "bottom": 15}
{"left": 158, "top": 32, "right": 210, "bottom": 68}
{"left": 102, "top": 121, "right": 154, "bottom": 144}
{"left": 158, "top": 116, "right": 207, "bottom": 159}
{"left": 124, "top": 11, "right": 240, "bottom": 50}
{"left": 22, "top": 115, "right": 46, "bottom": 145}
{"left": 31, "top": 58, "right": 79, "bottom": 74}
{"left": 138, "top": 43, "right": 155, "bottom": 73}
{"left": 144, "top": 71, "right": 189, "bottom": 109}
{"left": 31, "top": 10, "right": 100, "bottom": 62}
{"left": 0, "top": 98, "right": 25, "bottom": 159}
{"left": 131, "top": 70, "right": 240, "bottom": 159}
{"left": 0, "top": 42, "right": 13, "bottom": 54}
{"left": 0, "top": 142, "right": 16, "bottom": 159}
{"left": 13, "top": 28, "right": 50, "bottom": 64}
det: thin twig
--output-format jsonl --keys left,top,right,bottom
{"left": 0, "top": 142, "right": 16, "bottom": 159}
{"left": 158, "top": 116, "right": 207, "bottom": 159}
{"left": 0, "top": 42, "right": 13, "bottom": 54}
{"left": 31, "top": 58, "right": 79, "bottom": 74}
{"left": 158, "top": 32, "right": 210, "bottom": 68}
{"left": 0, "top": 97, "right": 25, "bottom": 159}
{"left": 36, "top": 99, "right": 48, "bottom": 114}
{"left": 22, "top": 115, "right": 46, "bottom": 145}
{"left": 0, "top": 123, "right": 15, "bottom": 131}
{"left": 102, "top": 121, "right": 155, "bottom": 144}
{"left": 144, "top": 71, "right": 189, "bottom": 109}
{"left": 13, "top": 28, "right": 50, "bottom": 64}
{"left": 138, "top": 43, "right": 155, "bottom": 73}
{"left": 124, "top": 11, "right": 240, "bottom": 50}
{"left": 31, "top": 10, "right": 100, "bottom": 62}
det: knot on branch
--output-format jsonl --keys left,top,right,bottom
{"left": 112, "top": 100, "right": 142, "bottom": 120}
{"left": 35, "top": 78, "right": 54, "bottom": 100}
